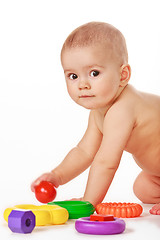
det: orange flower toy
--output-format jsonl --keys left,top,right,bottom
{"left": 96, "top": 202, "right": 143, "bottom": 218}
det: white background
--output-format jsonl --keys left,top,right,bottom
{"left": 0, "top": 0, "right": 160, "bottom": 239}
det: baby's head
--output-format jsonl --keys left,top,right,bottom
{"left": 61, "top": 22, "right": 128, "bottom": 66}
{"left": 61, "top": 22, "right": 130, "bottom": 110}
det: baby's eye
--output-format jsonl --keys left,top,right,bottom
{"left": 68, "top": 73, "right": 78, "bottom": 80}
{"left": 90, "top": 70, "right": 100, "bottom": 77}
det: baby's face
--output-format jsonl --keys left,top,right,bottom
{"left": 61, "top": 45, "right": 122, "bottom": 110}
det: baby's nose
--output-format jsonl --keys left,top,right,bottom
{"left": 78, "top": 78, "right": 91, "bottom": 90}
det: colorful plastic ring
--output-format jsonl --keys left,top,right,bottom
{"left": 8, "top": 210, "right": 35, "bottom": 234}
{"left": 4, "top": 204, "right": 69, "bottom": 226}
{"left": 96, "top": 202, "right": 143, "bottom": 218}
{"left": 75, "top": 217, "right": 125, "bottom": 235}
{"left": 48, "top": 201, "right": 95, "bottom": 219}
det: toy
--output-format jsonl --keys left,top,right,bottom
{"left": 75, "top": 215, "right": 125, "bottom": 235}
{"left": 35, "top": 181, "right": 57, "bottom": 203}
{"left": 4, "top": 204, "right": 68, "bottom": 226}
{"left": 8, "top": 210, "right": 35, "bottom": 234}
{"left": 90, "top": 214, "right": 114, "bottom": 221}
{"left": 96, "top": 202, "right": 143, "bottom": 218}
{"left": 48, "top": 200, "right": 95, "bottom": 219}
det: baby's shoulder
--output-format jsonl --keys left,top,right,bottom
{"left": 109, "top": 86, "right": 137, "bottom": 113}
{"left": 103, "top": 86, "right": 139, "bottom": 125}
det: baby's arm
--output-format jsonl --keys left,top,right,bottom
{"left": 31, "top": 111, "right": 102, "bottom": 191}
{"left": 83, "top": 103, "right": 135, "bottom": 206}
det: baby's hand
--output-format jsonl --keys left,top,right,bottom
{"left": 31, "top": 171, "right": 60, "bottom": 192}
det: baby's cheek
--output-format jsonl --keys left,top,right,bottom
{"left": 68, "top": 89, "right": 78, "bottom": 102}
{"left": 100, "top": 85, "right": 114, "bottom": 97}
{"left": 67, "top": 85, "right": 74, "bottom": 97}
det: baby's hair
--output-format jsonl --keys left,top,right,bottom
{"left": 61, "top": 22, "right": 128, "bottom": 64}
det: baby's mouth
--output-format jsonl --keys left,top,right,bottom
{"left": 79, "top": 95, "right": 95, "bottom": 98}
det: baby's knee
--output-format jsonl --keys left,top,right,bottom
{"left": 133, "top": 171, "right": 160, "bottom": 204}
{"left": 133, "top": 172, "right": 145, "bottom": 202}
{"left": 133, "top": 172, "right": 152, "bottom": 203}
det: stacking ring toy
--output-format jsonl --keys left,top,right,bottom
{"left": 96, "top": 202, "right": 143, "bottom": 218}
{"left": 4, "top": 204, "right": 69, "bottom": 226}
{"left": 48, "top": 201, "right": 95, "bottom": 219}
{"left": 75, "top": 216, "right": 125, "bottom": 235}
{"left": 8, "top": 210, "right": 35, "bottom": 234}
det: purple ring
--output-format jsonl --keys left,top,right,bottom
{"left": 75, "top": 217, "right": 125, "bottom": 235}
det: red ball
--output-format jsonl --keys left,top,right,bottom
{"left": 35, "top": 181, "right": 57, "bottom": 203}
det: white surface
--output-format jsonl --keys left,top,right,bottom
{"left": 0, "top": 0, "right": 160, "bottom": 239}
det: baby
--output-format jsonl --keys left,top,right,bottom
{"left": 31, "top": 22, "right": 160, "bottom": 214}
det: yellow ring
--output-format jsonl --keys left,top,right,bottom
{"left": 4, "top": 204, "right": 69, "bottom": 226}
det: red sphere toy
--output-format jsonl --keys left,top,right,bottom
{"left": 35, "top": 181, "right": 57, "bottom": 203}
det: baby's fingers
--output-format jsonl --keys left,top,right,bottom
{"left": 30, "top": 173, "right": 49, "bottom": 192}
{"left": 30, "top": 172, "right": 60, "bottom": 192}
{"left": 31, "top": 179, "right": 41, "bottom": 192}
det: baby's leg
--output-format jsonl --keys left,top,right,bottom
{"left": 133, "top": 171, "right": 160, "bottom": 215}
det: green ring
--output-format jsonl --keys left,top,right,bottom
{"left": 48, "top": 201, "right": 95, "bottom": 219}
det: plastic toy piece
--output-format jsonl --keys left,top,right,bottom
{"left": 4, "top": 204, "right": 69, "bottom": 226}
{"left": 8, "top": 210, "right": 35, "bottom": 234}
{"left": 75, "top": 216, "right": 125, "bottom": 235}
{"left": 48, "top": 201, "right": 95, "bottom": 219}
{"left": 90, "top": 214, "right": 114, "bottom": 222}
{"left": 96, "top": 202, "right": 143, "bottom": 218}
{"left": 35, "top": 181, "right": 57, "bottom": 203}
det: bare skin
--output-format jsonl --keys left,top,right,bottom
{"left": 31, "top": 45, "right": 160, "bottom": 214}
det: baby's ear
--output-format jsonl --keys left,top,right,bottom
{"left": 120, "top": 64, "right": 131, "bottom": 87}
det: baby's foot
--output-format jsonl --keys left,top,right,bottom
{"left": 149, "top": 203, "right": 160, "bottom": 215}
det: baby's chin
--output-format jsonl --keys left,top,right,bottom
{"left": 76, "top": 101, "right": 97, "bottom": 110}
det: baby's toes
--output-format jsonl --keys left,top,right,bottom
{"left": 149, "top": 203, "right": 160, "bottom": 215}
